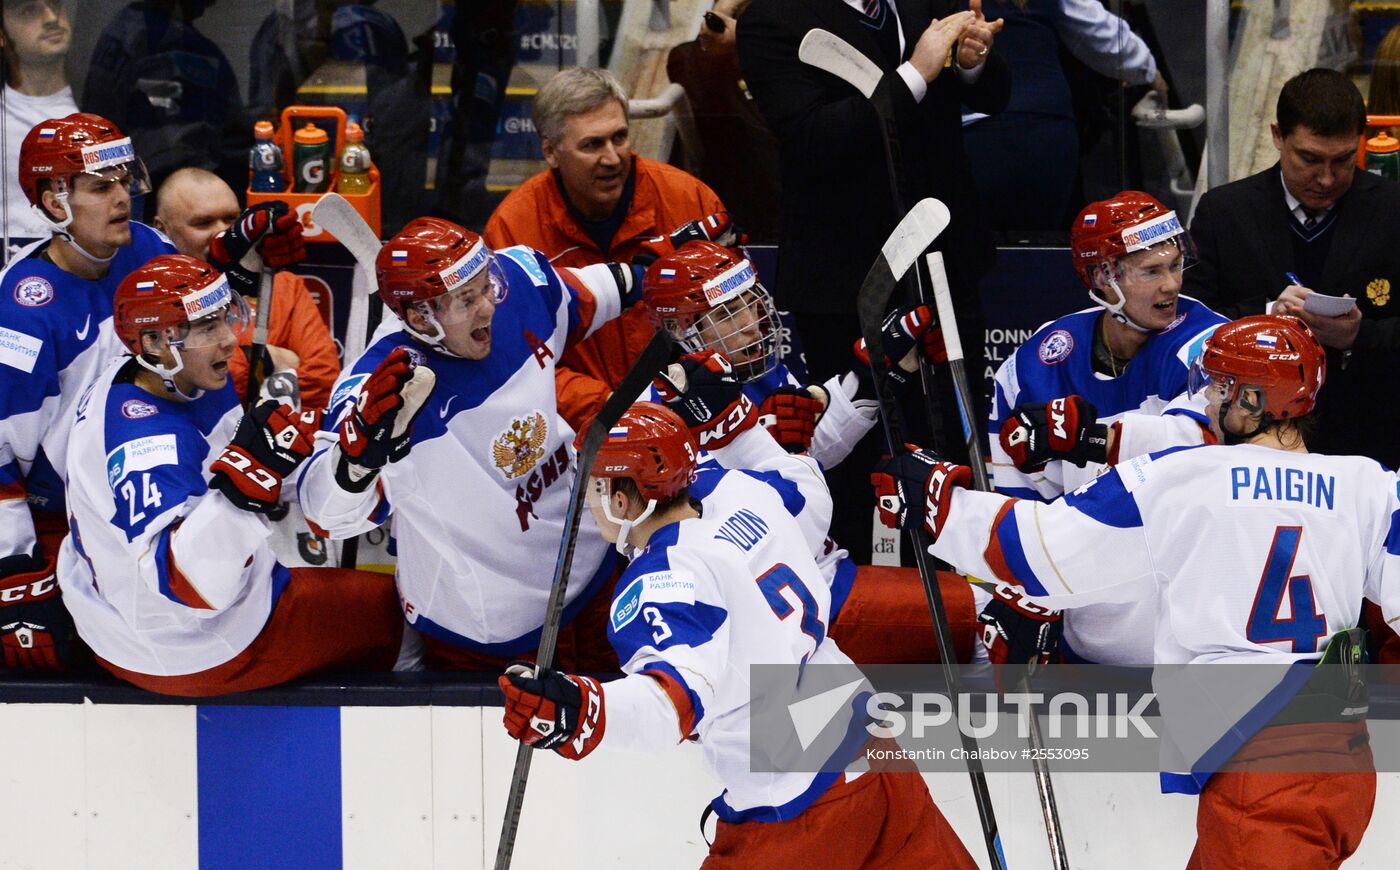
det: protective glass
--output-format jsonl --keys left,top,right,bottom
{"left": 1114, "top": 236, "right": 1196, "bottom": 286}
{"left": 684, "top": 284, "right": 780, "bottom": 382}
{"left": 168, "top": 291, "right": 251, "bottom": 349}
{"left": 71, "top": 159, "right": 153, "bottom": 201}
{"left": 1186, "top": 359, "right": 1234, "bottom": 403}
{"left": 425, "top": 255, "right": 506, "bottom": 326}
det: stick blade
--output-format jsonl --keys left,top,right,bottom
{"left": 799, "top": 28, "right": 881, "bottom": 98}
{"left": 881, "top": 198, "right": 950, "bottom": 280}
{"left": 311, "top": 193, "right": 382, "bottom": 271}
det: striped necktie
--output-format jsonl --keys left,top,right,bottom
{"left": 862, "top": 0, "right": 884, "bottom": 22}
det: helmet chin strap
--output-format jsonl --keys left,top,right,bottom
{"left": 405, "top": 305, "right": 466, "bottom": 359}
{"left": 36, "top": 195, "right": 119, "bottom": 264}
{"left": 135, "top": 347, "right": 203, "bottom": 401}
{"left": 1216, "top": 392, "right": 1271, "bottom": 445}
{"left": 601, "top": 488, "right": 659, "bottom": 557}
{"left": 1089, "top": 269, "right": 1153, "bottom": 334}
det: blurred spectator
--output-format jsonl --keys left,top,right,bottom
{"left": 738, "top": 0, "right": 1009, "bottom": 561}
{"left": 1369, "top": 23, "right": 1400, "bottom": 119}
{"left": 963, "top": 0, "right": 1167, "bottom": 233}
{"left": 81, "top": 0, "right": 250, "bottom": 207}
{"left": 485, "top": 67, "right": 726, "bottom": 430}
{"left": 1185, "top": 68, "right": 1400, "bottom": 469}
{"left": 665, "top": 0, "right": 783, "bottom": 242}
{"left": 247, "top": 0, "right": 328, "bottom": 123}
{"left": 1, "top": 0, "right": 78, "bottom": 257}
{"left": 154, "top": 167, "right": 340, "bottom": 410}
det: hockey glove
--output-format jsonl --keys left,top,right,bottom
{"left": 632, "top": 212, "right": 747, "bottom": 267}
{"left": 871, "top": 448, "right": 972, "bottom": 541}
{"left": 653, "top": 350, "right": 757, "bottom": 451}
{"left": 210, "top": 402, "right": 323, "bottom": 514}
{"left": 499, "top": 663, "right": 606, "bottom": 761}
{"left": 853, "top": 304, "right": 947, "bottom": 393}
{"left": 757, "top": 386, "right": 825, "bottom": 453}
{"left": 979, "top": 585, "right": 1063, "bottom": 680}
{"left": 334, "top": 348, "right": 437, "bottom": 492}
{"left": 999, "top": 395, "right": 1108, "bottom": 473}
{"left": 209, "top": 201, "right": 306, "bottom": 294}
{"left": 0, "top": 552, "right": 76, "bottom": 673}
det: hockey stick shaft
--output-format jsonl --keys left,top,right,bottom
{"left": 856, "top": 204, "right": 1008, "bottom": 870}
{"left": 494, "top": 330, "right": 674, "bottom": 870}
{"left": 928, "top": 254, "right": 1070, "bottom": 869}
{"left": 245, "top": 267, "right": 275, "bottom": 412}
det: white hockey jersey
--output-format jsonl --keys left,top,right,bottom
{"left": 933, "top": 443, "right": 1400, "bottom": 791}
{"left": 597, "top": 425, "right": 863, "bottom": 821}
{"left": 57, "top": 358, "right": 290, "bottom": 675}
{"left": 0, "top": 224, "right": 175, "bottom": 561}
{"left": 296, "top": 246, "right": 627, "bottom": 654}
{"left": 985, "top": 298, "right": 1223, "bottom": 664}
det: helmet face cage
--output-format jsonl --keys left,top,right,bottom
{"left": 676, "top": 284, "right": 780, "bottom": 382}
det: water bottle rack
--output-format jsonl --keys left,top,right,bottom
{"left": 247, "top": 105, "right": 383, "bottom": 244}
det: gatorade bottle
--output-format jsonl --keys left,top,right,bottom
{"left": 336, "top": 122, "right": 373, "bottom": 195}
{"left": 292, "top": 122, "right": 332, "bottom": 193}
{"left": 1366, "top": 131, "right": 1399, "bottom": 181}
{"left": 249, "top": 121, "right": 286, "bottom": 192}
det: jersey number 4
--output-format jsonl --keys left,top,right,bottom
{"left": 1246, "top": 526, "right": 1327, "bottom": 653}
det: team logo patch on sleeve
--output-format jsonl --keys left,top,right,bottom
{"left": 329, "top": 373, "right": 369, "bottom": 414}
{"left": 1037, "top": 329, "right": 1075, "bottom": 365}
{"left": 120, "top": 399, "right": 159, "bottom": 420}
{"left": 492, "top": 412, "right": 549, "bottom": 479}
{"left": 13, "top": 277, "right": 53, "bottom": 307}
{"left": 498, "top": 246, "right": 549, "bottom": 287}
{"left": 610, "top": 577, "right": 644, "bottom": 632}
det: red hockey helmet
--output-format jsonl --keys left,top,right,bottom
{"left": 375, "top": 217, "right": 507, "bottom": 349}
{"left": 642, "top": 241, "right": 779, "bottom": 382}
{"left": 114, "top": 254, "right": 250, "bottom": 357}
{"left": 589, "top": 402, "right": 698, "bottom": 502}
{"left": 18, "top": 113, "right": 150, "bottom": 221}
{"left": 1070, "top": 191, "right": 1190, "bottom": 286}
{"left": 1191, "top": 315, "right": 1325, "bottom": 419}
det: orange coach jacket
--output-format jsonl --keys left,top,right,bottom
{"left": 228, "top": 271, "right": 342, "bottom": 411}
{"left": 484, "top": 156, "right": 725, "bottom": 430}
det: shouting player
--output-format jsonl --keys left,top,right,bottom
{"left": 500, "top": 400, "right": 977, "bottom": 867}
{"left": 58, "top": 256, "right": 401, "bottom": 695}
{"left": 877, "top": 315, "right": 1390, "bottom": 868}
{"left": 297, "top": 218, "right": 645, "bottom": 671}
{"left": 637, "top": 240, "right": 980, "bottom": 664}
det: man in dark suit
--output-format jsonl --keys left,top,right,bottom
{"left": 738, "top": 0, "right": 1009, "bottom": 561}
{"left": 1185, "top": 68, "right": 1400, "bottom": 468}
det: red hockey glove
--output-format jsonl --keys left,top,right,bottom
{"left": 210, "top": 201, "right": 306, "bottom": 271}
{"left": 632, "top": 212, "right": 747, "bottom": 267}
{"left": 757, "top": 386, "right": 824, "bottom": 453}
{"left": 853, "top": 304, "right": 947, "bottom": 393}
{"left": 210, "top": 402, "right": 323, "bottom": 513}
{"left": 653, "top": 350, "right": 757, "bottom": 451}
{"left": 871, "top": 448, "right": 972, "bottom": 541}
{"left": 0, "top": 552, "right": 74, "bottom": 673}
{"left": 999, "top": 395, "right": 1108, "bottom": 473}
{"left": 979, "top": 585, "right": 1062, "bottom": 666}
{"left": 335, "top": 348, "right": 436, "bottom": 491}
{"left": 499, "top": 663, "right": 606, "bottom": 760}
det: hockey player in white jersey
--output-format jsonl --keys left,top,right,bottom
{"left": 58, "top": 255, "right": 402, "bottom": 695}
{"left": 297, "top": 217, "right": 644, "bottom": 671}
{"left": 0, "top": 112, "right": 169, "bottom": 672}
{"left": 637, "top": 241, "right": 980, "bottom": 664}
{"left": 877, "top": 315, "right": 1389, "bottom": 868}
{"left": 982, "top": 191, "right": 1225, "bottom": 666}
{"left": 499, "top": 401, "right": 978, "bottom": 867}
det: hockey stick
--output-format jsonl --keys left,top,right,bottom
{"left": 244, "top": 267, "right": 275, "bottom": 412}
{"left": 310, "top": 194, "right": 382, "bottom": 569}
{"left": 494, "top": 329, "right": 674, "bottom": 870}
{"left": 929, "top": 254, "right": 1071, "bottom": 869}
{"left": 856, "top": 199, "right": 1008, "bottom": 870}
{"left": 310, "top": 193, "right": 378, "bottom": 363}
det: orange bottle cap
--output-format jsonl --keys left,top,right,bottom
{"left": 1367, "top": 131, "right": 1399, "bottom": 153}
{"left": 294, "top": 123, "right": 329, "bottom": 145}
{"left": 345, "top": 122, "right": 365, "bottom": 143}
{"left": 254, "top": 120, "right": 275, "bottom": 139}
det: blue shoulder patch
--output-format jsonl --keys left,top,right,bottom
{"left": 611, "top": 576, "right": 645, "bottom": 632}
{"left": 496, "top": 245, "right": 549, "bottom": 288}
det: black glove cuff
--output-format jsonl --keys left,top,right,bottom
{"left": 334, "top": 451, "right": 379, "bottom": 493}
{"left": 1078, "top": 424, "right": 1110, "bottom": 466}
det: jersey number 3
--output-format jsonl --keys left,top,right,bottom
{"left": 1246, "top": 526, "right": 1327, "bottom": 653}
{"left": 757, "top": 564, "right": 826, "bottom": 647}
